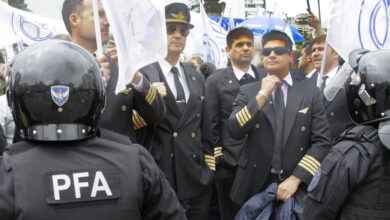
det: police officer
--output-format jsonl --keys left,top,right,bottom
{"left": 303, "top": 49, "right": 390, "bottom": 219}
{"left": 0, "top": 40, "right": 186, "bottom": 220}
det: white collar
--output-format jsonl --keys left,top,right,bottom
{"left": 159, "top": 59, "right": 181, "bottom": 78}
{"left": 232, "top": 65, "right": 255, "bottom": 81}
{"left": 307, "top": 69, "right": 317, "bottom": 78}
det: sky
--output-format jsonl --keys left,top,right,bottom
{"left": 24, "top": 0, "right": 331, "bottom": 26}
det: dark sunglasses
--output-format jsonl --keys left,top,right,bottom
{"left": 166, "top": 25, "right": 190, "bottom": 37}
{"left": 262, "top": 47, "right": 291, "bottom": 56}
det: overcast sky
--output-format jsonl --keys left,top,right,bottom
{"left": 24, "top": 0, "right": 330, "bottom": 25}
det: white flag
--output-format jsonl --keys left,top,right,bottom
{"left": 327, "top": 0, "right": 390, "bottom": 60}
{"left": 0, "top": 1, "right": 67, "bottom": 49}
{"left": 183, "top": 1, "right": 228, "bottom": 69}
{"left": 101, "top": 0, "right": 167, "bottom": 94}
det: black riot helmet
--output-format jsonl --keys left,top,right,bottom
{"left": 7, "top": 40, "right": 105, "bottom": 141}
{"left": 345, "top": 49, "right": 390, "bottom": 124}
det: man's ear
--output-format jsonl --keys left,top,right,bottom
{"left": 307, "top": 54, "right": 313, "bottom": 62}
{"left": 69, "top": 13, "right": 80, "bottom": 29}
{"left": 225, "top": 46, "right": 231, "bottom": 54}
{"left": 288, "top": 51, "right": 294, "bottom": 63}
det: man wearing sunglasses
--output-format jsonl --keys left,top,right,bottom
{"left": 205, "top": 27, "right": 264, "bottom": 220}
{"left": 138, "top": 3, "right": 214, "bottom": 220}
{"left": 227, "top": 30, "right": 331, "bottom": 208}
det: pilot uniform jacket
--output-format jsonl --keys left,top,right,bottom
{"left": 205, "top": 65, "right": 263, "bottom": 167}
{"left": 139, "top": 62, "right": 214, "bottom": 201}
{"left": 98, "top": 56, "right": 166, "bottom": 142}
{"left": 310, "top": 73, "right": 353, "bottom": 143}
{"left": 227, "top": 79, "right": 331, "bottom": 205}
{"left": 0, "top": 138, "right": 186, "bottom": 220}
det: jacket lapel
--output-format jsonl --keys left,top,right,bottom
{"left": 282, "top": 85, "right": 302, "bottom": 147}
{"left": 222, "top": 66, "right": 241, "bottom": 96}
{"left": 263, "top": 100, "right": 276, "bottom": 135}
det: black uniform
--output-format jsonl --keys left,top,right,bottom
{"left": 98, "top": 56, "right": 166, "bottom": 143}
{"left": 303, "top": 125, "right": 390, "bottom": 220}
{"left": 0, "top": 137, "right": 186, "bottom": 220}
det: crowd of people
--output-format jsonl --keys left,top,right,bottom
{"left": 0, "top": 1, "right": 390, "bottom": 220}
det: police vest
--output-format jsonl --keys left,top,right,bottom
{"left": 2, "top": 139, "right": 144, "bottom": 219}
{"left": 337, "top": 125, "right": 390, "bottom": 219}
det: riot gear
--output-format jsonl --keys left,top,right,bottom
{"left": 7, "top": 40, "right": 105, "bottom": 141}
{"left": 346, "top": 49, "right": 390, "bottom": 124}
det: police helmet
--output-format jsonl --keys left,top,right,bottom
{"left": 346, "top": 49, "right": 390, "bottom": 124}
{"left": 7, "top": 40, "right": 105, "bottom": 141}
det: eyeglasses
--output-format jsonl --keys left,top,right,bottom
{"left": 166, "top": 25, "right": 190, "bottom": 37}
{"left": 262, "top": 47, "right": 291, "bottom": 56}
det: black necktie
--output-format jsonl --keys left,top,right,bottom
{"left": 171, "top": 67, "right": 185, "bottom": 103}
{"left": 320, "top": 75, "right": 328, "bottom": 94}
{"left": 271, "top": 82, "right": 285, "bottom": 174}
{"left": 239, "top": 73, "right": 256, "bottom": 85}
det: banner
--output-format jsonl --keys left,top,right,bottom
{"left": 183, "top": 2, "right": 228, "bottom": 69}
{"left": 0, "top": 1, "right": 67, "bottom": 49}
{"left": 101, "top": 0, "right": 167, "bottom": 94}
{"left": 327, "top": 0, "right": 390, "bottom": 60}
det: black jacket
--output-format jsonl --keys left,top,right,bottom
{"left": 0, "top": 137, "right": 186, "bottom": 220}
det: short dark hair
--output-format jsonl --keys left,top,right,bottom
{"left": 62, "top": 0, "right": 84, "bottom": 35}
{"left": 262, "top": 30, "right": 293, "bottom": 51}
{"left": 292, "top": 50, "right": 301, "bottom": 64}
{"left": 226, "top": 27, "right": 254, "bottom": 47}
{"left": 302, "top": 41, "right": 313, "bottom": 54}
{"left": 312, "top": 34, "right": 327, "bottom": 45}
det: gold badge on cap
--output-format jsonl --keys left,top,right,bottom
{"left": 171, "top": 11, "right": 187, "bottom": 20}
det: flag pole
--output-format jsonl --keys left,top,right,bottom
{"left": 92, "top": 0, "right": 103, "bottom": 55}
{"left": 317, "top": 0, "right": 322, "bottom": 26}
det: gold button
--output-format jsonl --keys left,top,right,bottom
{"left": 121, "top": 105, "right": 127, "bottom": 111}
{"left": 253, "top": 164, "right": 257, "bottom": 168}
{"left": 170, "top": 153, "right": 174, "bottom": 159}
{"left": 255, "top": 123, "right": 260, "bottom": 129}
{"left": 191, "top": 133, "right": 196, "bottom": 138}
{"left": 300, "top": 147, "right": 304, "bottom": 152}
{"left": 301, "top": 126, "right": 306, "bottom": 132}
{"left": 330, "top": 112, "right": 335, "bottom": 117}
{"left": 192, "top": 76, "right": 196, "bottom": 81}
{"left": 173, "top": 132, "right": 178, "bottom": 137}
{"left": 192, "top": 154, "right": 197, "bottom": 159}
{"left": 197, "top": 114, "right": 201, "bottom": 118}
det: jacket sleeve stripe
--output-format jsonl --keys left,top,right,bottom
{"left": 304, "top": 155, "right": 321, "bottom": 168}
{"left": 244, "top": 106, "right": 252, "bottom": 120}
{"left": 236, "top": 112, "right": 245, "bottom": 127}
{"left": 298, "top": 161, "right": 317, "bottom": 175}
{"left": 146, "top": 87, "right": 156, "bottom": 105}
{"left": 240, "top": 110, "right": 249, "bottom": 122}
{"left": 301, "top": 157, "right": 320, "bottom": 171}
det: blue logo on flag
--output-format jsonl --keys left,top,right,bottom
{"left": 358, "top": 0, "right": 390, "bottom": 49}
{"left": 11, "top": 12, "right": 53, "bottom": 42}
{"left": 51, "top": 86, "right": 70, "bottom": 107}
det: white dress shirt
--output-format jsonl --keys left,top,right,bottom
{"left": 317, "top": 66, "right": 338, "bottom": 88}
{"left": 232, "top": 65, "right": 256, "bottom": 81}
{"left": 271, "top": 73, "right": 293, "bottom": 106}
{"left": 158, "top": 59, "right": 190, "bottom": 102}
{"left": 0, "top": 95, "right": 14, "bottom": 144}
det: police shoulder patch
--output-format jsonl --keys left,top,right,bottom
{"left": 308, "top": 168, "right": 321, "bottom": 192}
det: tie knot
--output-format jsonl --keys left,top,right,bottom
{"left": 242, "top": 73, "right": 252, "bottom": 80}
{"left": 322, "top": 75, "right": 328, "bottom": 80}
{"left": 171, "top": 66, "right": 179, "bottom": 75}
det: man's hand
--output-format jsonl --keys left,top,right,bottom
{"left": 107, "top": 40, "right": 118, "bottom": 66}
{"left": 152, "top": 82, "right": 167, "bottom": 98}
{"left": 96, "top": 54, "right": 111, "bottom": 83}
{"left": 260, "top": 74, "right": 282, "bottom": 96}
{"left": 307, "top": 12, "right": 325, "bottom": 36}
{"left": 277, "top": 175, "right": 302, "bottom": 202}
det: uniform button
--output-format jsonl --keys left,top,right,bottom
{"left": 191, "top": 133, "right": 196, "bottom": 138}
{"left": 192, "top": 154, "right": 197, "bottom": 159}
{"left": 330, "top": 112, "right": 335, "bottom": 117}
{"left": 255, "top": 123, "right": 260, "bottom": 129}
{"left": 121, "top": 105, "right": 127, "bottom": 111}
{"left": 301, "top": 126, "right": 306, "bottom": 132}
{"left": 253, "top": 163, "right": 257, "bottom": 168}
{"left": 246, "top": 134, "right": 248, "bottom": 137}
{"left": 300, "top": 147, "right": 304, "bottom": 152}
{"left": 170, "top": 153, "right": 174, "bottom": 159}
{"left": 173, "top": 132, "right": 178, "bottom": 137}
{"left": 197, "top": 114, "right": 201, "bottom": 118}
